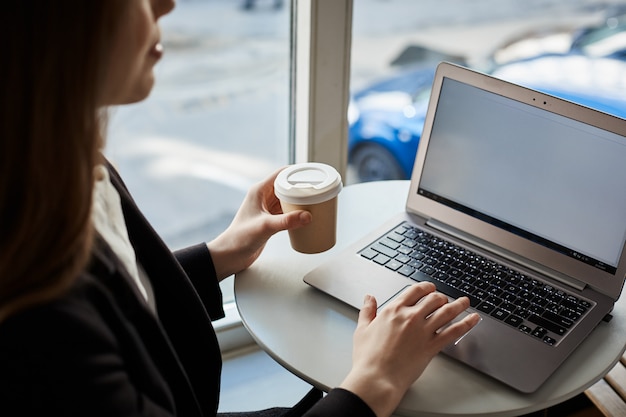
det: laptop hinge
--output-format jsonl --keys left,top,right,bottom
{"left": 426, "top": 219, "right": 587, "bottom": 292}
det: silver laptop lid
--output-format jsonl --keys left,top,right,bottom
{"left": 407, "top": 62, "right": 626, "bottom": 300}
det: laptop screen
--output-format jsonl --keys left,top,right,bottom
{"left": 418, "top": 77, "right": 626, "bottom": 275}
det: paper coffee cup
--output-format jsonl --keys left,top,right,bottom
{"left": 274, "top": 163, "right": 343, "bottom": 253}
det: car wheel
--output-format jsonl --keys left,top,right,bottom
{"left": 350, "top": 144, "right": 405, "bottom": 182}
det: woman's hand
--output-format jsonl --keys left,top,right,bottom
{"left": 207, "top": 167, "right": 311, "bottom": 280}
{"left": 340, "top": 282, "right": 481, "bottom": 417}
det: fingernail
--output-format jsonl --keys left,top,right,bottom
{"left": 300, "top": 211, "right": 312, "bottom": 224}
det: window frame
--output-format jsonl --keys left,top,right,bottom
{"left": 291, "top": 0, "right": 353, "bottom": 177}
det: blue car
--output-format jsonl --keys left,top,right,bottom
{"left": 348, "top": 65, "right": 435, "bottom": 182}
{"left": 348, "top": 55, "right": 626, "bottom": 182}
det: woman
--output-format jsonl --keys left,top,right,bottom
{"left": 0, "top": 1, "right": 480, "bottom": 416}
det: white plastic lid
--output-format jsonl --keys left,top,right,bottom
{"left": 274, "top": 163, "right": 343, "bottom": 205}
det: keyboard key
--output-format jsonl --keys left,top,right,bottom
{"left": 415, "top": 244, "right": 429, "bottom": 253}
{"left": 372, "top": 242, "right": 397, "bottom": 258}
{"left": 387, "top": 232, "right": 405, "bottom": 243}
{"left": 395, "top": 254, "right": 411, "bottom": 264}
{"left": 562, "top": 297, "right": 580, "bottom": 310}
{"left": 546, "top": 293, "right": 564, "bottom": 303}
{"left": 423, "top": 257, "right": 439, "bottom": 267}
{"left": 500, "top": 301, "right": 517, "bottom": 314}
{"left": 543, "top": 336, "right": 557, "bottom": 346}
{"left": 532, "top": 327, "right": 548, "bottom": 339}
{"left": 440, "top": 255, "right": 454, "bottom": 265}
{"left": 402, "top": 239, "right": 417, "bottom": 249}
{"left": 408, "top": 259, "right": 424, "bottom": 269}
{"left": 360, "top": 248, "right": 378, "bottom": 259}
{"left": 385, "top": 259, "right": 403, "bottom": 271}
{"left": 404, "top": 229, "right": 419, "bottom": 239}
{"left": 393, "top": 226, "right": 407, "bottom": 235}
{"left": 419, "top": 265, "right": 437, "bottom": 276}
{"left": 398, "top": 265, "right": 415, "bottom": 277}
{"left": 561, "top": 309, "right": 582, "bottom": 321}
{"left": 493, "top": 269, "right": 510, "bottom": 279}
{"left": 410, "top": 251, "right": 426, "bottom": 261}
{"left": 449, "top": 268, "right": 465, "bottom": 279}
{"left": 491, "top": 278, "right": 506, "bottom": 288}
{"left": 505, "top": 315, "right": 524, "bottom": 327}
{"left": 475, "top": 280, "right": 490, "bottom": 290}
{"left": 519, "top": 325, "right": 532, "bottom": 334}
{"left": 373, "top": 254, "right": 390, "bottom": 265}
{"left": 520, "top": 281, "right": 533, "bottom": 290}
{"left": 491, "top": 308, "right": 509, "bottom": 321}
{"left": 546, "top": 303, "right": 560, "bottom": 314}
{"left": 476, "top": 302, "right": 495, "bottom": 314}
{"left": 433, "top": 271, "right": 449, "bottom": 281}
{"left": 528, "top": 314, "right": 566, "bottom": 336}
{"left": 501, "top": 292, "right": 518, "bottom": 302}
{"left": 528, "top": 304, "right": 545, "bottom": 315}
{"left": 519, "top": 291, "right": 533, "bottom": 301}
{"left": 428, "top": 250, "right": 444, "bottom": 259}
{"left": 447, "top": 278, "right": 462, "bottom": 288}
{"left": 473, "top": 289, "right": 487, "bottom": 299}
{"left": 380, "top": 238, "right": 400, "bottom": 250}
{"left": 397, "top": 246, "right": 413, "bottom": 256}
{"left": 460, "top": 283, "right": 476, "bottom": 294}
{"left": 542, "top": 311, "right": 574, "bottom": 328}
{"left": 487, "top": 286, "right": 503, "bottom": 296}
{"left": 485, "top": 295, "right": 502, "bottom": 306}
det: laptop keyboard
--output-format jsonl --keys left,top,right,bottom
{"left": 359, "top": 222, "right": 594, "bottom": 346}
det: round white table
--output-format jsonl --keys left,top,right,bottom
{"left": 235, "top": 180, "right": 626, "bottom": 417}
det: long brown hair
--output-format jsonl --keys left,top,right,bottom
{"left": 0, "top": 1, "right": 126, "bottom": 321}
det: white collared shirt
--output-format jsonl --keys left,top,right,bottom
{"left": 92, "top": 165, "right": 155, "bottom": 312}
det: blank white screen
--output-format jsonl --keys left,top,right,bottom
{"left": 420, "top": 78, "right": 626, "bottom": 268}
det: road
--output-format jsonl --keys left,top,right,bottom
{"left": 105, "top": 0, "right": 626, "bottom": 249}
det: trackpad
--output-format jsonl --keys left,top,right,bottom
{"left": 377, "top": 285, "right": 412, "bottom": 311}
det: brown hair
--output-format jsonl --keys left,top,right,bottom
{"left": 0, "top": 1, "right": 125, "bottom": 321}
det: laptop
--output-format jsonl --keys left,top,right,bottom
{"left": 304, "top": 61, "right": 626, "bottom": 393}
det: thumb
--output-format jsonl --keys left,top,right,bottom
{"left": 357, "top": 294, "right": 378, "bottom": 328}
{"left": 280, "top": 210, "right": 312, "bottom": 231}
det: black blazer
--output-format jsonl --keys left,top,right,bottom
{"left": 0, "top": 164, "right": 374, "bottom": 417}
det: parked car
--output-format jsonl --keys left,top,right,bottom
{"left": 348, "top": 65, "right": 435, "bottom": 182}
{"left": 348, "top": 55, "right": 626, "bottom": 182}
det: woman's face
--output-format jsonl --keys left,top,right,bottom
{"left": 100, "top": 0, "right": 175, "bottom": 106}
